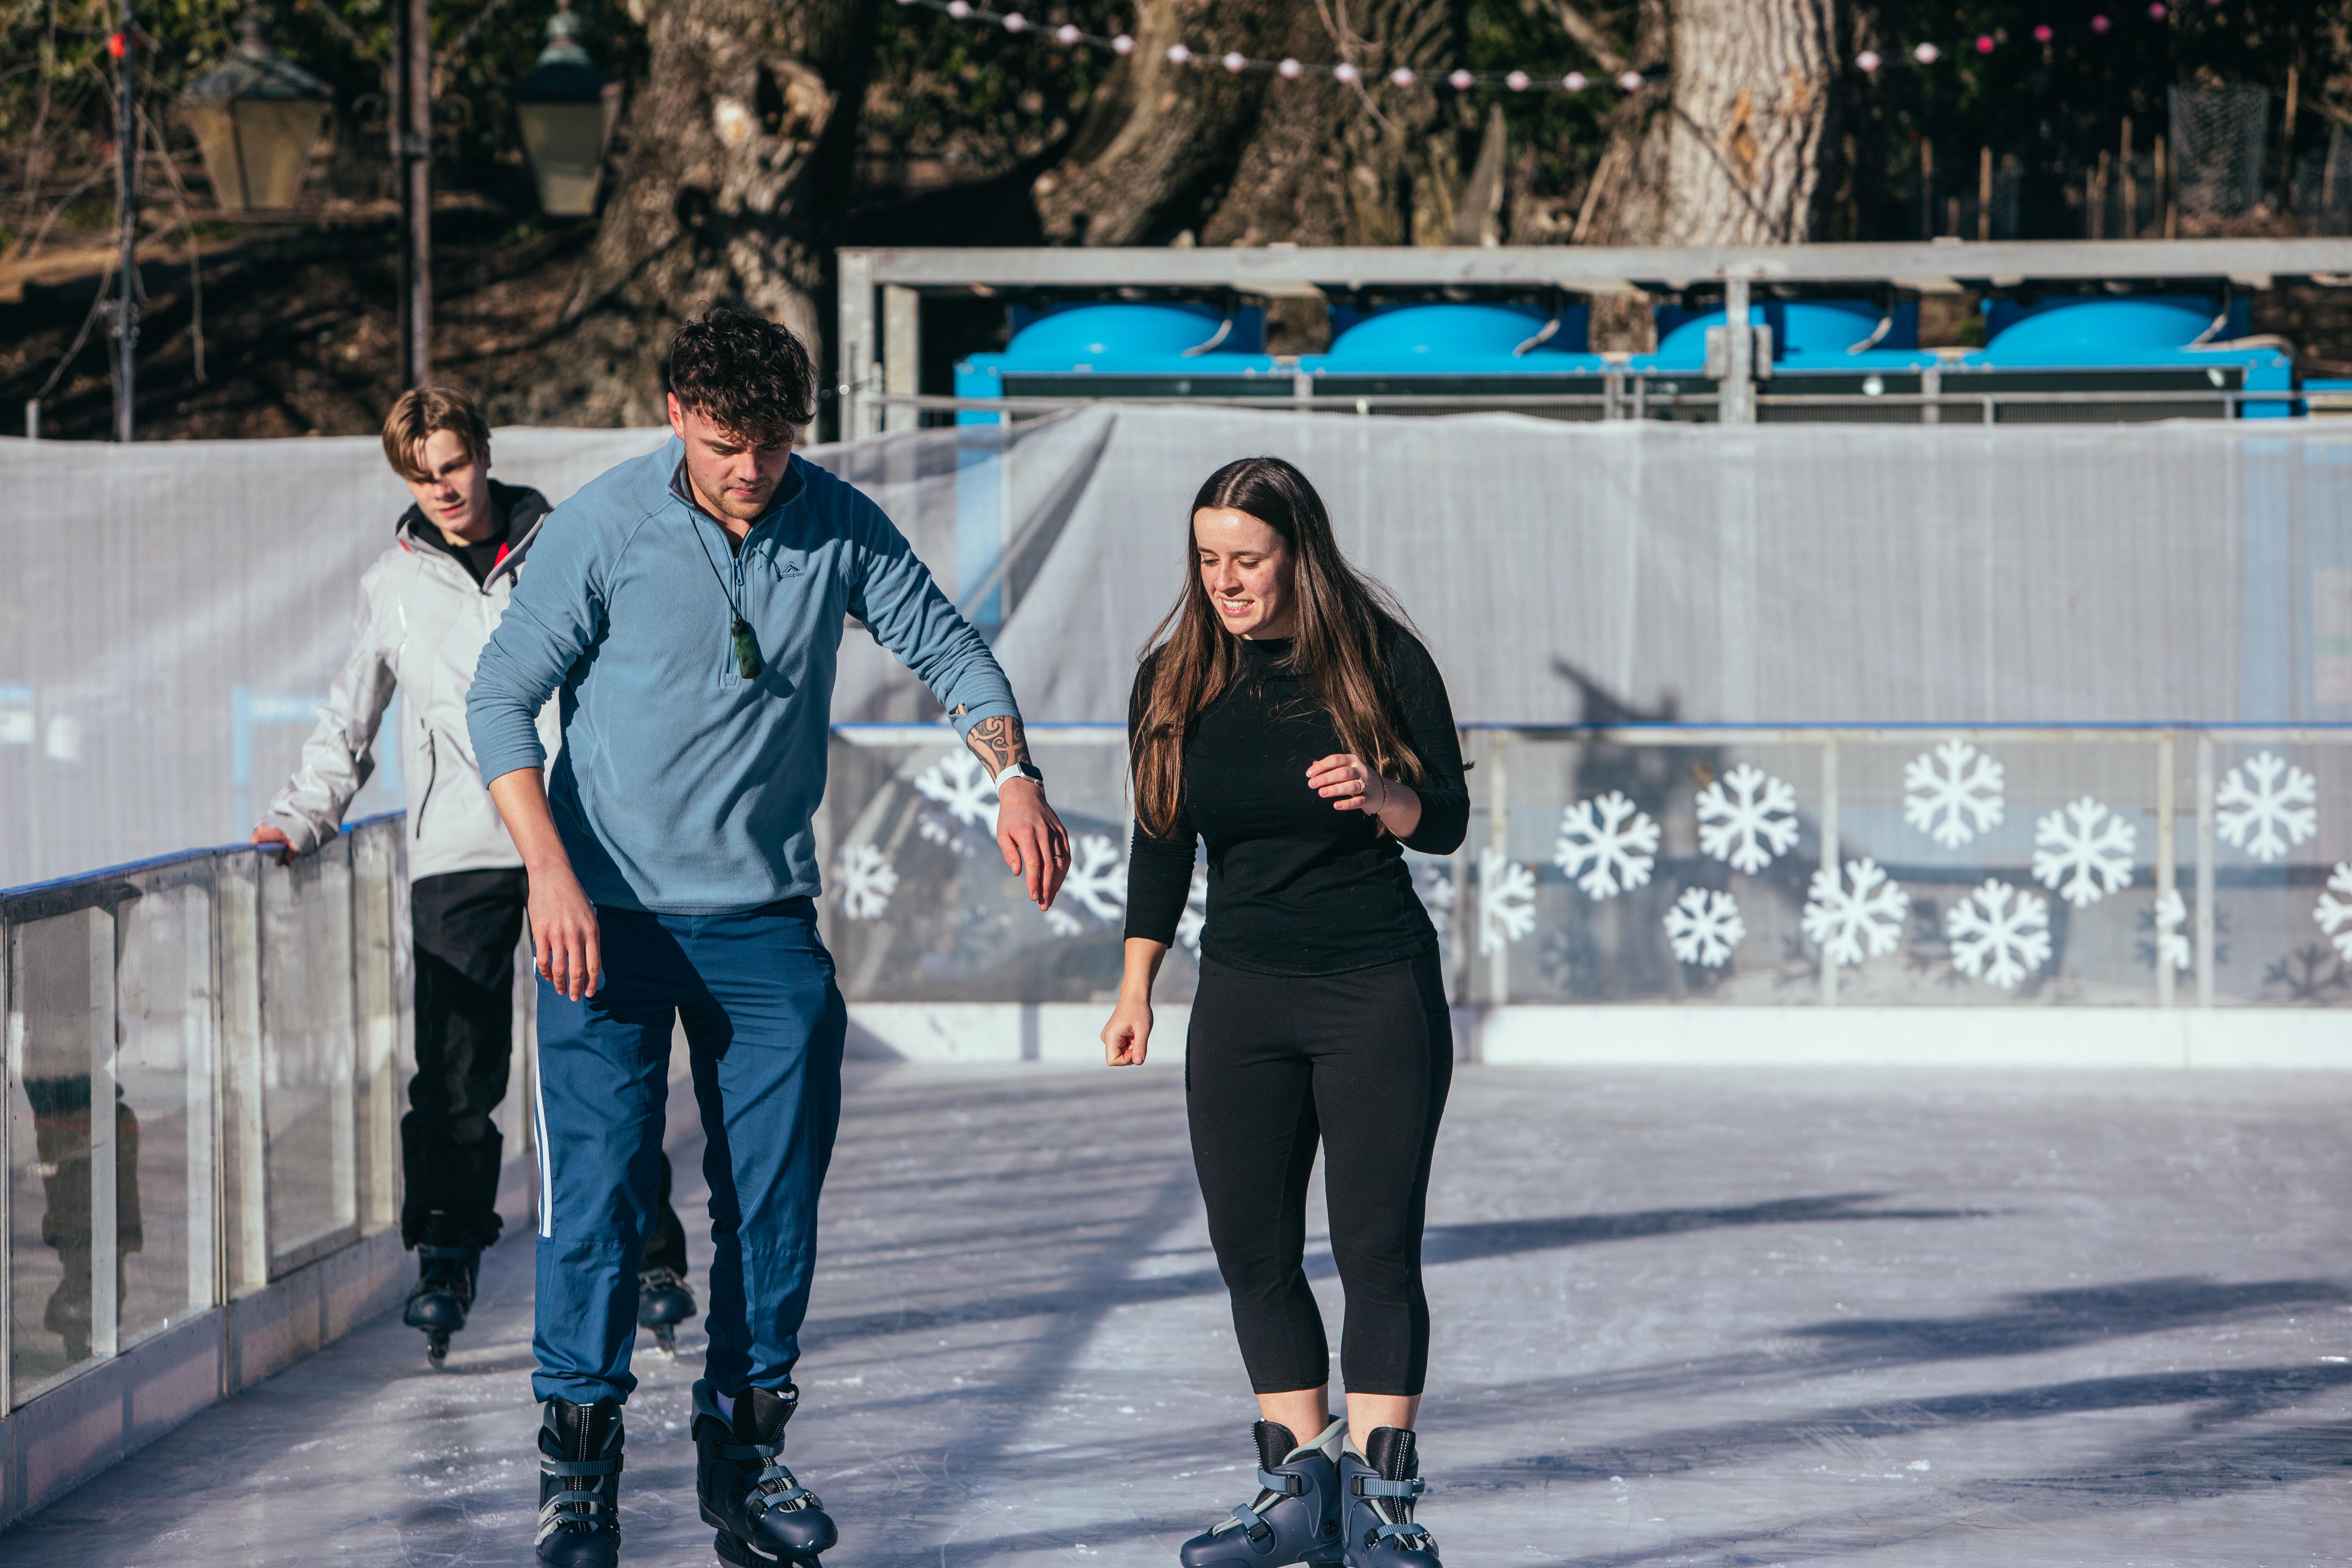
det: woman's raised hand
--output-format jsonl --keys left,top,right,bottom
{"left": 1308, "top": 753, "right": 1389, "bottom": 814}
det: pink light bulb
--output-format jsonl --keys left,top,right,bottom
{"left": 1277, "top": 57, "right": 1302, "bottom": 79}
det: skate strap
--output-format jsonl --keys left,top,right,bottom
{"left": 416, "top": 1244, "right": 476, "bottom": 1260}
{"left": 540, "top": 1455, "right": 624, "bottom": 1478}
{"left": 747, "top": 1467, "right": 817, "bottom": 1516}
{"left": 1210, "top": 1504, "right": 1275, "bottom": 1542}
{"left": 535, "top": 1493, "right": 611, "bottom": 1544}
{"left": 1351, "top": 1476, "right": 1424, "bottom": 1500}
{"left": 1255, "top": 1467, "right": 1304, "bottom": 1496}
{"left": 1375, "top": 1520, "right": 1436, "bottom": 1548}
{"left": 717, "top": 1440, "right": 783, "bottom": 1462}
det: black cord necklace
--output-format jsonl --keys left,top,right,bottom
{"left": 687, "top": 511, "right": 763, "bottom": 679}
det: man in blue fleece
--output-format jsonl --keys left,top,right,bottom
{"left": 468, "top": 308, "right": 1069, "bottom": 1568}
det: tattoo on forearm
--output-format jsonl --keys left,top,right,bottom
{"left": 966, "top": 714, "right": 1027, "bottom": 776}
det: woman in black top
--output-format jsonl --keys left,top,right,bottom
{"left": 1104, "top": 457, "right": 1467, "bottom": 1568}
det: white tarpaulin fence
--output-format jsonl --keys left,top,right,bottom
{"left": 5, "top": 409, "right": 2351, "bottom": 1009}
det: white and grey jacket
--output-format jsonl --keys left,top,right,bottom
{"left": 261, "top": 483, "right": 561, "bottom": 882}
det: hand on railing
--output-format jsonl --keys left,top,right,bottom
{"left": 248, "top": 824, "right": 296, "bottom": 866}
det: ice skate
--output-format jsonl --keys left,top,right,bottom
{"left": 402, "top": 1223, "right": 481, "bottom": 1366}
{"left": 1178, "top": 1417, "right": 1346, "bottom": 1567}
{"left": 536, "top": 1397, "right": 624, "bottom": 1568}
{"left": 1337, "top": 1429, "right": 1439, "bottom": 1568}
{"left": 694, "top": 1379, "right": 836, "bottom": 1566}
{"left": 637, "top": 1266, "right": 696, "bottom": 1357}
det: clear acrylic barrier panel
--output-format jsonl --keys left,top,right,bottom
{"left": 112, "top": 871, "right": 218, "bottom": 1347}
{"left": 7, "top": 906, "right": 110, "bottom": 1402}
{"left": 258, "top": 839, "right": 358, "bottom": 1268}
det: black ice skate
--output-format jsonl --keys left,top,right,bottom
{"left": 1337, "top": 1428, "right": 1440, "bottom": 1568}
{"left": 402, "top": 1217, "right": 482, "bottom": 1365}
{"left": 536, "top": 1397, "right": 624, "bottom": 1568}
{"left": 693, "top": 1379, "right": 836, "bottom": 1566}
{"left": 638, "top": 1266, "right": 697, "bottom": 1357}
{"left": 1178, "top": 1416, "right": 1346, "bottom": 1567}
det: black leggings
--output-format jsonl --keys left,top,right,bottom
{"left": 1185, "top": 951, "right": 1452, "bottom": 1398}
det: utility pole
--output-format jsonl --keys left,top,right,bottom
{"left": 113, "top": 0, "right": 139, "bottom": 441}
{"left": 394, "top": 0, "right": 431, "bottom": 387}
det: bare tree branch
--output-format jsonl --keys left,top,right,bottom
{"left": 297, "top": 0, "right": 379, "bottom": 62}
{"left": 1546, "top": 0, "right": 1630, "bottom": 76}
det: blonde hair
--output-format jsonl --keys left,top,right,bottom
{"left": 381, "top": 387, "right": 490, "bottom": 483}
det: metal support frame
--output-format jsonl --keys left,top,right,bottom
{"left": 836, "top": 238, "right": 2344, "bottom": 438}
{"left": 2155, "top": 733, "right": 2177, "bottom": 1010}
{"left": 1719, "top": 276, "right": 1757, "bottom": 426}
{"left": 883, "top": 286, "right": 921, "bottom": 435}
{"left": 1819, "top": 740, "right": 1839, "bottom": 1007}
{"left": 1486, "top": 732, "right": 1509, "bottom": 1007}
{"left": 836, "top": 249, "right": 876, "bottom": 443}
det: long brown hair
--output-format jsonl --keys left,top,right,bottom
{"left": 1132, "top": 456, "right": 1424, "bottom": 837}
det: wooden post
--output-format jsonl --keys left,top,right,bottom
{"left": 1977, "top": 145, "right": 1992, "bottom": 241}
{"left": 882, "top": 285, "right": 919, "bottom": 434}
{"left": 2090, "top": 152, "right": 2108, "bottom": 240}
{"left": 2121, "top": 116, "right": 2136, "bottom": 239}
{"left": 1919, "top": 139, "right": 1934, "bottom": 241}
{"left": 2155, "top": 133, "right": 2174, "bottom": 237}
{"left": 2281, "top": 64, "right": 2299, "bottom": 212}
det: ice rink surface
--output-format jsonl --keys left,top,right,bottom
{"left": 7, "top": 1062, "right": 2351, "bottom": 1567}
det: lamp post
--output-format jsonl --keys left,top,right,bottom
{"left": 110, "top": 0, "right": 138, "bottom": 440}
{"left": 513, "top": 0, "right": 620, "bottom": 217}
{"left": 181, "top": 6, "right": 332, "bottom": 212}
{"left": 394, "top": 0, "right": 429, "bottom": 387}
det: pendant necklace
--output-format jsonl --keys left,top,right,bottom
{"left": 688, "top": 509, "right": 763, "bottom": 680}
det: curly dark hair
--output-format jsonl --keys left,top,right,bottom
{"left": 665, "top": 306, "right": 819, "bottom": 446}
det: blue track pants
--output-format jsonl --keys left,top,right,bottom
{"left": 529, "top": 897, "right": 846, "bottom": 1406}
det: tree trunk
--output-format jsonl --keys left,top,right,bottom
{"left": 519, "top": 0, "right": 876, "bottom": 429}
{"left": 1577, "top": 0, "right": 1841, "bottom": 248}
{"left": 1033, "top": 0, "right": 1471, "bottom": 249}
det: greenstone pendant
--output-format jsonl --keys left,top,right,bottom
{"left": 730, "top": 618, "right": 763, "bottom": 680}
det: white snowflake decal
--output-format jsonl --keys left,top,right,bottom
{"left": 1056, "top": 833, "right": 1127, "bottom": 926}
{"left": 917, "top": 812, "right": 965, "bottom": 852}
{"left": 913, "top": 751, "right": 1000, "bottom": 834}
{"left": 1801, "top": 857, "right": 1908, "bottom": 968}
{"left": 2215, "top": 751, "right": 2318, "bottom": 863}
{"left": 1945, "top": 878, "right": 2052, "bottom": 989}
{"left": 834, "top": 842, "right": 899, "bottom": 919}
{"left": 1695, "top": 763, "right": 1800, "bottom": 874}
{"left": 2314, "top": 863, "right": 2352, "bottom": 962}
{"left": 2153, "top": 888, "right": 2190, "bottom": 972}
{"left": 1553, "top": 791, "right": 1660, "bottom": 899}
{"left": 2029, "top": 796, "right": 2137, "bottom": 909}
{"left": 1176, "top": 863, "right": 1208, "bottom": 954}
{"left": 1478, "top": 847, "right": 1537, "bottom": 955}
{"left": 1664, "top": 887, "right": 1745, "bottom": 967}
{"left": 1903, "top": 738, "right": 2006, "bottom": 848}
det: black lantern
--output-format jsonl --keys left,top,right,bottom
{"left": 513, "top": 0, "right": 620, "bottom": 217}
{"left": 182, "top": 5, "right": 331, "bottom": 212}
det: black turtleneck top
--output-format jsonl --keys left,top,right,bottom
{"left": 1122, "top": 623, "right": 1469, "bottom": 978}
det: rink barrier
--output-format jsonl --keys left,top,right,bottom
{"left": 821, "top": 721, "right": 2352, "bottom": 1032}
{"left": 0, "top": 816, "right": 451, "bottom": 1529}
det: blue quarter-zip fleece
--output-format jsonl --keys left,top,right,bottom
{"left": 467, "top": 438, "right": 1017, "bottom": 915}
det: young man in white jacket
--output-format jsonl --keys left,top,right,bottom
{"left": 253, "top": 388, "right": 693, "bottom": 1362}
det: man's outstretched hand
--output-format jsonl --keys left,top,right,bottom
{"left": 996, "top": 778, "right": 1070, "bottom": 910}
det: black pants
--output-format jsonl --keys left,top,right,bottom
{"left": 1185, "top": 951, "right": 1452, "bottom": 1398}
{"left": 406, "top": 869, "right": 685, "bottom": 1273}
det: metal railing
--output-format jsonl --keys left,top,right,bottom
{"left": 0, "top": 816, "right": 412, "bottom": 1412}
{"left": 820, "top": 723, "right": 2352, "bottom": 1012}
{"left": 870, "top": 385, "right": 2309, "bottom": 426}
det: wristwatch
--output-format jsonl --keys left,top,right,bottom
{"left": 993, "top": 760, "right": 1046, "bottom": 790}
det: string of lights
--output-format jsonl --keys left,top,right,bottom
{"left": 897, "top": 0, "right": 2222, "bottom": 95}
